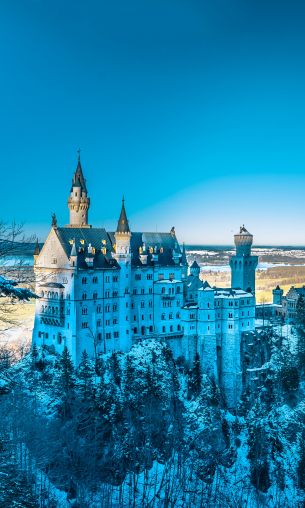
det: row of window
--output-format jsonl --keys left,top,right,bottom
{"left": 161, "top": 312, "right": 180, "bottom": 320}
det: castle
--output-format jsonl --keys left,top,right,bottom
{"left": 32, "top": 157, "right": 257, "bottom": 406}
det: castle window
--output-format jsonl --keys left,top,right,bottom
{"left": 176, "top": 286, "right": 180, "bottom": 294}
{"left": 141, "top": 301, "right": 145, "bottom": 308}
{"left": 97, "top": 320, "right": 101, "bottom": 327}
{"left": 93, "top": 292, "right": 97, "bottom": 300}
{"left": 169, "top": 273, "right": 174, "bottom": 280}
{"left": 229, "top": 313, "right": 233, "bottom": 318}
{"left": 161, "top": 287, "right": 166, "bottom": 294}
{"left": 105, "top": 291, "right": 110, "bottom": 298}
{"left": 114, "top": 331, "right": 119, "bottom": 338}
{"left": 105, "top": 304, "right": 110, "bottom": 312}
{"left": 149, "top": 301, "right": 153, "bottom": 308}
{"left": 52, "top": 258, "right": 57, "bottom": 265}
{"left": 106, "top": 319, "right": 110, "bottom": 326}
{"left": 147, "top": 274, "right": 153, "bottom": 280}
{"left": 207, "top": 303, "right": 210, "bottom": 308}
{"left": 208, "top": 314, "right": 210, "bottom": 320}
{"left": 131, "top": 303, "right": 134, "bottom": 309}
{"left": 113, "top": 291, "right": 118, "bottom": 297}
{"left": 105, "top": 276, "right": 110, "bottom": 283}
{"left": 208, "top": 326, "right": 210, "bottom": 331}
{"left": 93, "top": 276, "right": 98, "bottom": 284}
{"left": 113, "top": 304, "right": 118, "bottom": 311}
{"left": 149, "top": 325, "right": 153, "bottom": 332}
{"left": 149, "top": 288, "right": 153, "bottom": 294}
{"left": 97, "top": 333, "right": 102, "bottom": 341}
{"left": 97, "top": 305, "right": 102, "bottom": 313}
{"left": 141, "top": 315, "right": 144, "bottom": 320}
{"left": 133, "top": 315, "right": 136, "bottom": 321}
{"left": 162, "top": 326, "right": 166, "bottom": 333}
{"left": 133, "top": 289, "right": 137, "bottom": 295}
{"left": 161, "top": 313, "right": 165, "bottom": 320}
{"left": 169, "top": 313, "right": 173, "bottom": 320}
{"left": 106, "top": 332, "right": 111, "bottom": 339}
{"left": 113, "top": 275, "right": 118, "bottom": 283}
{"left": 82, "top": 277, "right": 87, "bottom": 284}
{"left": 176, "top": 312, "right": 180, "bottom": 319}
{"left": 141, "top": 288, "right": 144, "bottom": 295}
{"left": 177, "top": 324, "right": 181, "bottom": 331}
{"left": 82, "top": 293, "right": 87, "bottom": 300}
{"left": 158, "top": 273, "right": 164, "bottom": 280}
{"left": 170, "top": 325, "right": 173, "bottom": 332}
{"left": 57, "top": 334, "right": 62, "bottom": 344}
{"left": 135, "top": 274, "right": 141, "bottom": 281}
{"left": 81, "top": 322, "right": 88, "bottom": 329}
{"left": 134, "top": 327, "right": 138, "bottom": 334}
{"left": 113, "top": 319, "right": 118, "bottom": 324}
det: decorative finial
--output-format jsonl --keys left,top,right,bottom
{"left": 77, "top": 148, "right": 81, "bottom": 161}
{"left": 51, "top": 213, "right": 57, "bottom": 228}
{"left": 122, "top": 195, "right": 125, "bottom": 203}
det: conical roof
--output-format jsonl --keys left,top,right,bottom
{"left": 191, "top": 260, "right": 200, "bottom": 269}
{"left": 116, "top": 197, "right": 130, "bottom": 233}
{"left": 71, "top": 156, "right": 87, "bottom": 193}
{"left": 181, "top": 242, "right": 188, "bottom": 265}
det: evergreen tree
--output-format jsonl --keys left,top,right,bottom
{"left": 77, "top": 350, "right": 94, "bottom": 400}
{"left": 187, "top": 352, "right": 202, "bottom": 398}
{"left": 56, "top": 346, "right": 75, "bottom": 418}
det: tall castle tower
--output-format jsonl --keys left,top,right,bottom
{"left": 67, "top": 154, "right": 90, "bottom": 227}
{"left": 229, "top": 225, "right": 258, "bottom": 293}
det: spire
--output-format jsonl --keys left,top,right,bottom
{"left": 71, "top": 150, "right": 87, "bottom": 193}
{"left": 181, "top": 242, "right": 187, "bottom": 266}
{"left": 34, "top": 238, "right": 40, "bottom": 256}
{"left": 116, "top": 197, "right": 130, "bottom": 234}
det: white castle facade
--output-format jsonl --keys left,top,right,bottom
{"left": 32, "top": 157, "right": 257, "bottom": 406}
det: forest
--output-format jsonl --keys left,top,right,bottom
{"left": 1, "top": 320, "right": 305, "bottom": 507}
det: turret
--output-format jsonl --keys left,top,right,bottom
{"left": 273, "top": 285, "right": 283, "bottom": 305}
{"left": 67, "top": 153, "right": 90, "bottom": 228}
{"left": 229, "top": 225, "right": 258, "bottom": 294}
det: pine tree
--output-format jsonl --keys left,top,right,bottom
{"left": 187, "top": 352, "right": 202, "bottom": 398}
{"left": 77, "top": 350, "right": 94, "bottom": 400}
{"left": 56, "top": 346, "right": 75, "bottom": 418}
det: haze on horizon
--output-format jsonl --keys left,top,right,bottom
{"left": 1, "top": 0, "right": 305, "bottom": 245}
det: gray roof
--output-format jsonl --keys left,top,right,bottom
{"left": 116, "top": 198, "right": 130, "bottom": 233}
{"left": 39, "top": 282, "right": 65, "bottom": 288}
{"left": 53, "top": 227, "right": 182, "bottom": 269}
{"left": 71, "top": 158, "right": 87, "bottom": 193}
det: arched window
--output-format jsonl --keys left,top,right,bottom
{"left": 162, "top": 326, "right": 166, "bottom": 333}
{"left": 93, "top": 292, "right": 97, "bottom": 300}
{"left": 134, "top": 327, "right": 138, "bottom": 334}
{"left": 82, "top": 277, "right": 87, "bottom": 284}
{"left": 82, "top": 293, "right": 87, "bottom": 300}
{"left": 177, "top": 324, "right": 181, "bottom": 331}
{"left": 170, "top": 325, "right": 173, "bottom": 332}
{"left": 161, "top": 313, "right": 165, "bottom": 320}
{"left": 149, "top": 325, "right": 153, "bottom": 332}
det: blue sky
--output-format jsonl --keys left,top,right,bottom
{"left": 1, "top": 0, "right": 305, "bottom": 244}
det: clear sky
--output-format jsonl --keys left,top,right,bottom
{"left": 1, "top": 0, "right": 305, "bottom": 245}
